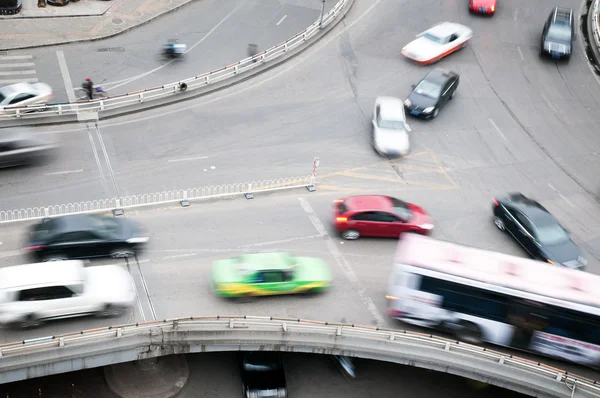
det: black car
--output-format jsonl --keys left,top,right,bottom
{"left": 0, "top": 131, "right": 56, "bottom": 168}
{"left": 404, "top": 68, "right": 459, "bottom": 119}
{"left": 0, "top": 0, "right": 22, "bottom": 15}
{"left": 240, "top": 352, "right": 287, "bottom": 398}
{"left": 492, "top": 193, "right": 586, "bottom": 269}
{"left": 540, "top": 7, "right": 574, "bottom": 59}
{"left": 25, "top": 214, "right": 149, "bottom": 262}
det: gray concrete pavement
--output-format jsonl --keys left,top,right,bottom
{"left": 0, "top": 352, "right": 526, "bottom": 397}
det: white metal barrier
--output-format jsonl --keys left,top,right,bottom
{"left": 0, "top": 316, "right": 599, "bottom": 397}
{"left": 0, "top": 175, "right": 314, "bottom": 223}
{"left": 0, "top": 0, "right": 351, "bottom": 122}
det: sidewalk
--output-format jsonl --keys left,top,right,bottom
{"left": 0, "top": 0, "right": 197, "bottom": 51}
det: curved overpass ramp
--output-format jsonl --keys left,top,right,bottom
{"left": 0, "top": 317, "right": 598, "bottom": 398}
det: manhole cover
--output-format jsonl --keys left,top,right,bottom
{"left": 111, "top": 18, "right": 123, "bottom": 25}
{"left": 97, "top": 48, "right": 109, "bottom": 52}
{"left": 96, "top": 47, "right": 125, "bottom": 52}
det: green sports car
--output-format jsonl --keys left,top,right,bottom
{"left": 212, "top": 252, "right": 332, "bottom": 298}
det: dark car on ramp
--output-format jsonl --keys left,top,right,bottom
{"left": 540, "top": 7, "right": 574, "bottom": 59}
{"left": 25, "top": 214, "right": 150, "bottom": 262}
{"left": 492, "top": 193, "right": 586, "bottom": 269}
{"left": 240, "top": 352, "right": 287, "bottom": 398}
{"left": 404, "top": 68, "right": 459, "bottom": 119}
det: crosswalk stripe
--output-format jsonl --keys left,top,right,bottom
{"left": 0, "top": 63, "right": 35, "bottom": 68}
{"left": 0, "top": 55, "right": 34, "bottom": 60}
{"left": 0, "top": 70, "right": 36, "bottom": 76}
{"left": 0, "top": 78, "right": 39, "bottom": 84}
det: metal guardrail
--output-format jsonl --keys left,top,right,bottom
{"left": 0, "top": 316, "right": 599, "bottom": 397}
{"left": 0, "top": 175, "right": 314, "bottom": 223}
{"left": 0, "top": 0, "right": 351, "bottom": 121}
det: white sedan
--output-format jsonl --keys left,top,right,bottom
{"left": 402, "top": 22, "right": 473, "bottom": 65}
{"left": 0, "top": 82, "right": 53, "bottom": 111}
{"left": 371, "top": 96, "right": 412, "bottom": 157}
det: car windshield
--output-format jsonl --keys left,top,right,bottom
{"left": 423, "top": 33, "right": 443, "bottom": 44}
{"left": 414, "top": 80, "right": 441, "bottom": 99}
{"left": 0, "top": 93, "right": 5, "bottom": 103}
{"left": 536, "top": 224, "right": 570, "bottom": 246}
{"left": 547, "top": 24, "right": 571, "bottom": 43}
{"left": 379, "top": 119, "right": 405, "bottom": 130}
{"left": 390, "top": 197, "right": 412, "bottom": 220}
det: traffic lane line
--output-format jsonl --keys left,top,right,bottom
{"left": 276, "top": 15, "right": 288, "bottom": 25}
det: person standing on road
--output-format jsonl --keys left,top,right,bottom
{"left": 82, "top": 77, "right": 94, "bottom": 100}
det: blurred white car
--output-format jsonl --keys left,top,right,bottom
{"left": 401, "top": 22, "right": 473, "bottom": 65}
{"left": 0, "top": 260, "right": 135, "bottom": 328}
{"left": 371, "top": 96, "right": 412, "bottom": 157}
{"left": 0, "top": 82, "right": 53, "bottom": 111}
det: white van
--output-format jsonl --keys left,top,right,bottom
{"left": 0, "top": 260, "right": 136, "bottom": 328}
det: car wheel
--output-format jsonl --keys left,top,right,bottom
{"left": 20, "top": 314, "right": 42, "bottom": 329}
{"left": 432, "top": 108, "right": 439, "bottom": 118}
{"left": 341, "top": 229, "right": 360, "bottom": 240}
{"left": 97, "top": 304, "right": 125, "bottom": 318}
{"left": 493, "top": 216, "right": 506, "bottom": 231}
{"left": 43, "top": 254, "right": 68, "bottom": 262}
{"left": 450, "top": 90, "right": 456, "bottom": 100}
{"left": 110, "top": 247, "right": 136, "bottom": 259}
{"left": 456, "top": 321, "right": 483, "bottom": 345}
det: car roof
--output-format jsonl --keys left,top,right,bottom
{"left": 0, "top": 260, "right": 85, "bottom": 291}
{"left": 499, "top": 193, "right": 556, "bottom": 226}
{"left": 343, "top": 195, "right": 393, "bottom": 212}
{"left": 552, "top": 7, "right": 572, "bottom": 22}
{"left": 375, "top": 97, "right": 405, "bottom": 121}
{"left": 0, "top": 83, "right": 34, "bottom": 95}
{"left": 423, "top": 68, "right": 456, "bottom": 84}
{"left": 237, "top": 252, "right": 295, "bottom": 272}
{"left": 51, "top": 214, "right": 107, "bottom": 233}
{"left": 427, "top": 22, "right": 463, "bottom": 37}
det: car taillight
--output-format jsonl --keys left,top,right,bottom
{"left": 336, "top": 217, "right": 347, "bottom": 222}
{"left": 333, "top": 199, "right": 343, "bottom": 203}
{"left": 25, "top": 245, "right": 44, "bottom": 251}
{"left": 493, "top": 198, "right": 498, "bottom": 206}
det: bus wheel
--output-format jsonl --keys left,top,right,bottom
{"left": 457, "top": 321, "right": 482, "bottom": 345}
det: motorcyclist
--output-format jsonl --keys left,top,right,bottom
{"left": 164, "top": 39, "right": 187, "bottom": 58}
{"left": 82, "top": 77, "right": 94, "bottom": 100}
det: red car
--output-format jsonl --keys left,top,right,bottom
{"left": 469, "top": 0, "right": 496, "bottom": 14}
{"left": 332, "top": 195, "right": 434, "bottom": 240}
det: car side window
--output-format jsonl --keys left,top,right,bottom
{"left": 53, "top": 231, "right": 97, "bottom": 243}
{"left": 18, "top": 286, "right": 76, "bottom": 301}
{"left": 351, "top": 212, "right": 378, "bottom": 222}
{"left": 282, "top": 270, "right": 294, "bottom": 282}
{"left": 513, "top": 212, "right": 534, "bottom": 235}
{"left": 442, "top": 81, "right": 452, "bottom": 96}
{"left": 375, "top": 212, "right": 401, "bottom": 223}
{"left": 449, "top": 34, "right": 458, "bottom": 42}
{"left": 262, "top": 271, "right": 283, "bottom": 283}
{"left": 8, "top": 94, "right": 35, "bottom": 105}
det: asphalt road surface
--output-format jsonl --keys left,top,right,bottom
{"left": 1, "top": 0, "right": 600, "bottom": 385}
{"left": 0, "top": 0, "right": 333, "bottom": 101}
{"left": 0, "top": 352, "right": 526, "bottom": 397}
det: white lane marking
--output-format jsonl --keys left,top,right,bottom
{"left": 276, "top": 15, "right": 288, "bottom": 25}
{"left": 105, "top": 2, "right": 246, "bottom": 91}
{"left": 39, "top": 0, "right": 384, "bottom": 134}
{"left": 56, "top": 50, "right": 77, "bottom": 103}
{"left": 0, "top": 78, "right": 37, "bottom": 84}
{"left": 44, "top": 169, "right": 84, "bottom": 176}
{"left": 86, "top": 124, "right": 110, "bottom": 195}
{"left": 94, "top": 123, "right": 122, "bottom": 198}
{"left": 548, "top": 183, "right": 575, "bottom": 207}
{"left": 125, "top": 261, "right": 146, "bottom": 322}
{"left": 488, "top": 118, "right": 507, "bottom": 140}
{"left": 0, "top": 63, "right": 35, "bottom": 68}
{"left": 513, "top": 8, "right": 518, "bottom": 21}
{"left": 0, "top": 70, "right": 36, "bottom": 76}
{"left": 167, "top": 156, "right": 209, "bottom": 163}
{"left": 0, "top": 55, "right": 33, "bottom": 60}
{"left": 298, "top": 197, "right": 385, "bottom": 326}
{"left": 238, "top": 233, "right": 324, "bottom": 248}
{"left": 517, "top": 45, "right": 524, "bottom": 61}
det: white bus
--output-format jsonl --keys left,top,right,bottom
{"left": 386, "top": 233, "right": 600, "bottom": 367}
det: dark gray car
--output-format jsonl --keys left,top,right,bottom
{"left": 404, "top": 68, "right": 459, "bottom": 119}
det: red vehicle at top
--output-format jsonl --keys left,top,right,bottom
{"left": 469, "top": 0, "right": 496, "bottom": 15}
{"left": 332, "top": 195, "right": 434, "bottom": 240}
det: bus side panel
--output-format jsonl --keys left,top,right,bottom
{"left": 530, "top": 332, "right": 600, "bottom": 366}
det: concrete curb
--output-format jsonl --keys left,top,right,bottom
{"left": 0, "top": 0, "right": 197, "bottom": 51}
{"left": 1, "top": 0, "right": 357, "bottom": 128}
{"left": 104, "top": 355, "right": 190, "bottom": 398}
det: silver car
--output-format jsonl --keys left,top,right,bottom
{"left": 0, "top": 130, "right": 56, "bottom": 168}
{"left": 371, "top": 96, "right": 412, "bottom": 157}
{"left": 0, "top": 82, "right": 53, "bottom": 112}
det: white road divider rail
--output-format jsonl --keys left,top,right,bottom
{"left": 0, "top": 316, "right": 599, "bottom": 397}
{"left": 0, "top": 0, "right": 351, "bottom": 122}
{"left": 0, "top": 175, "right": 314, "bottom": 223}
